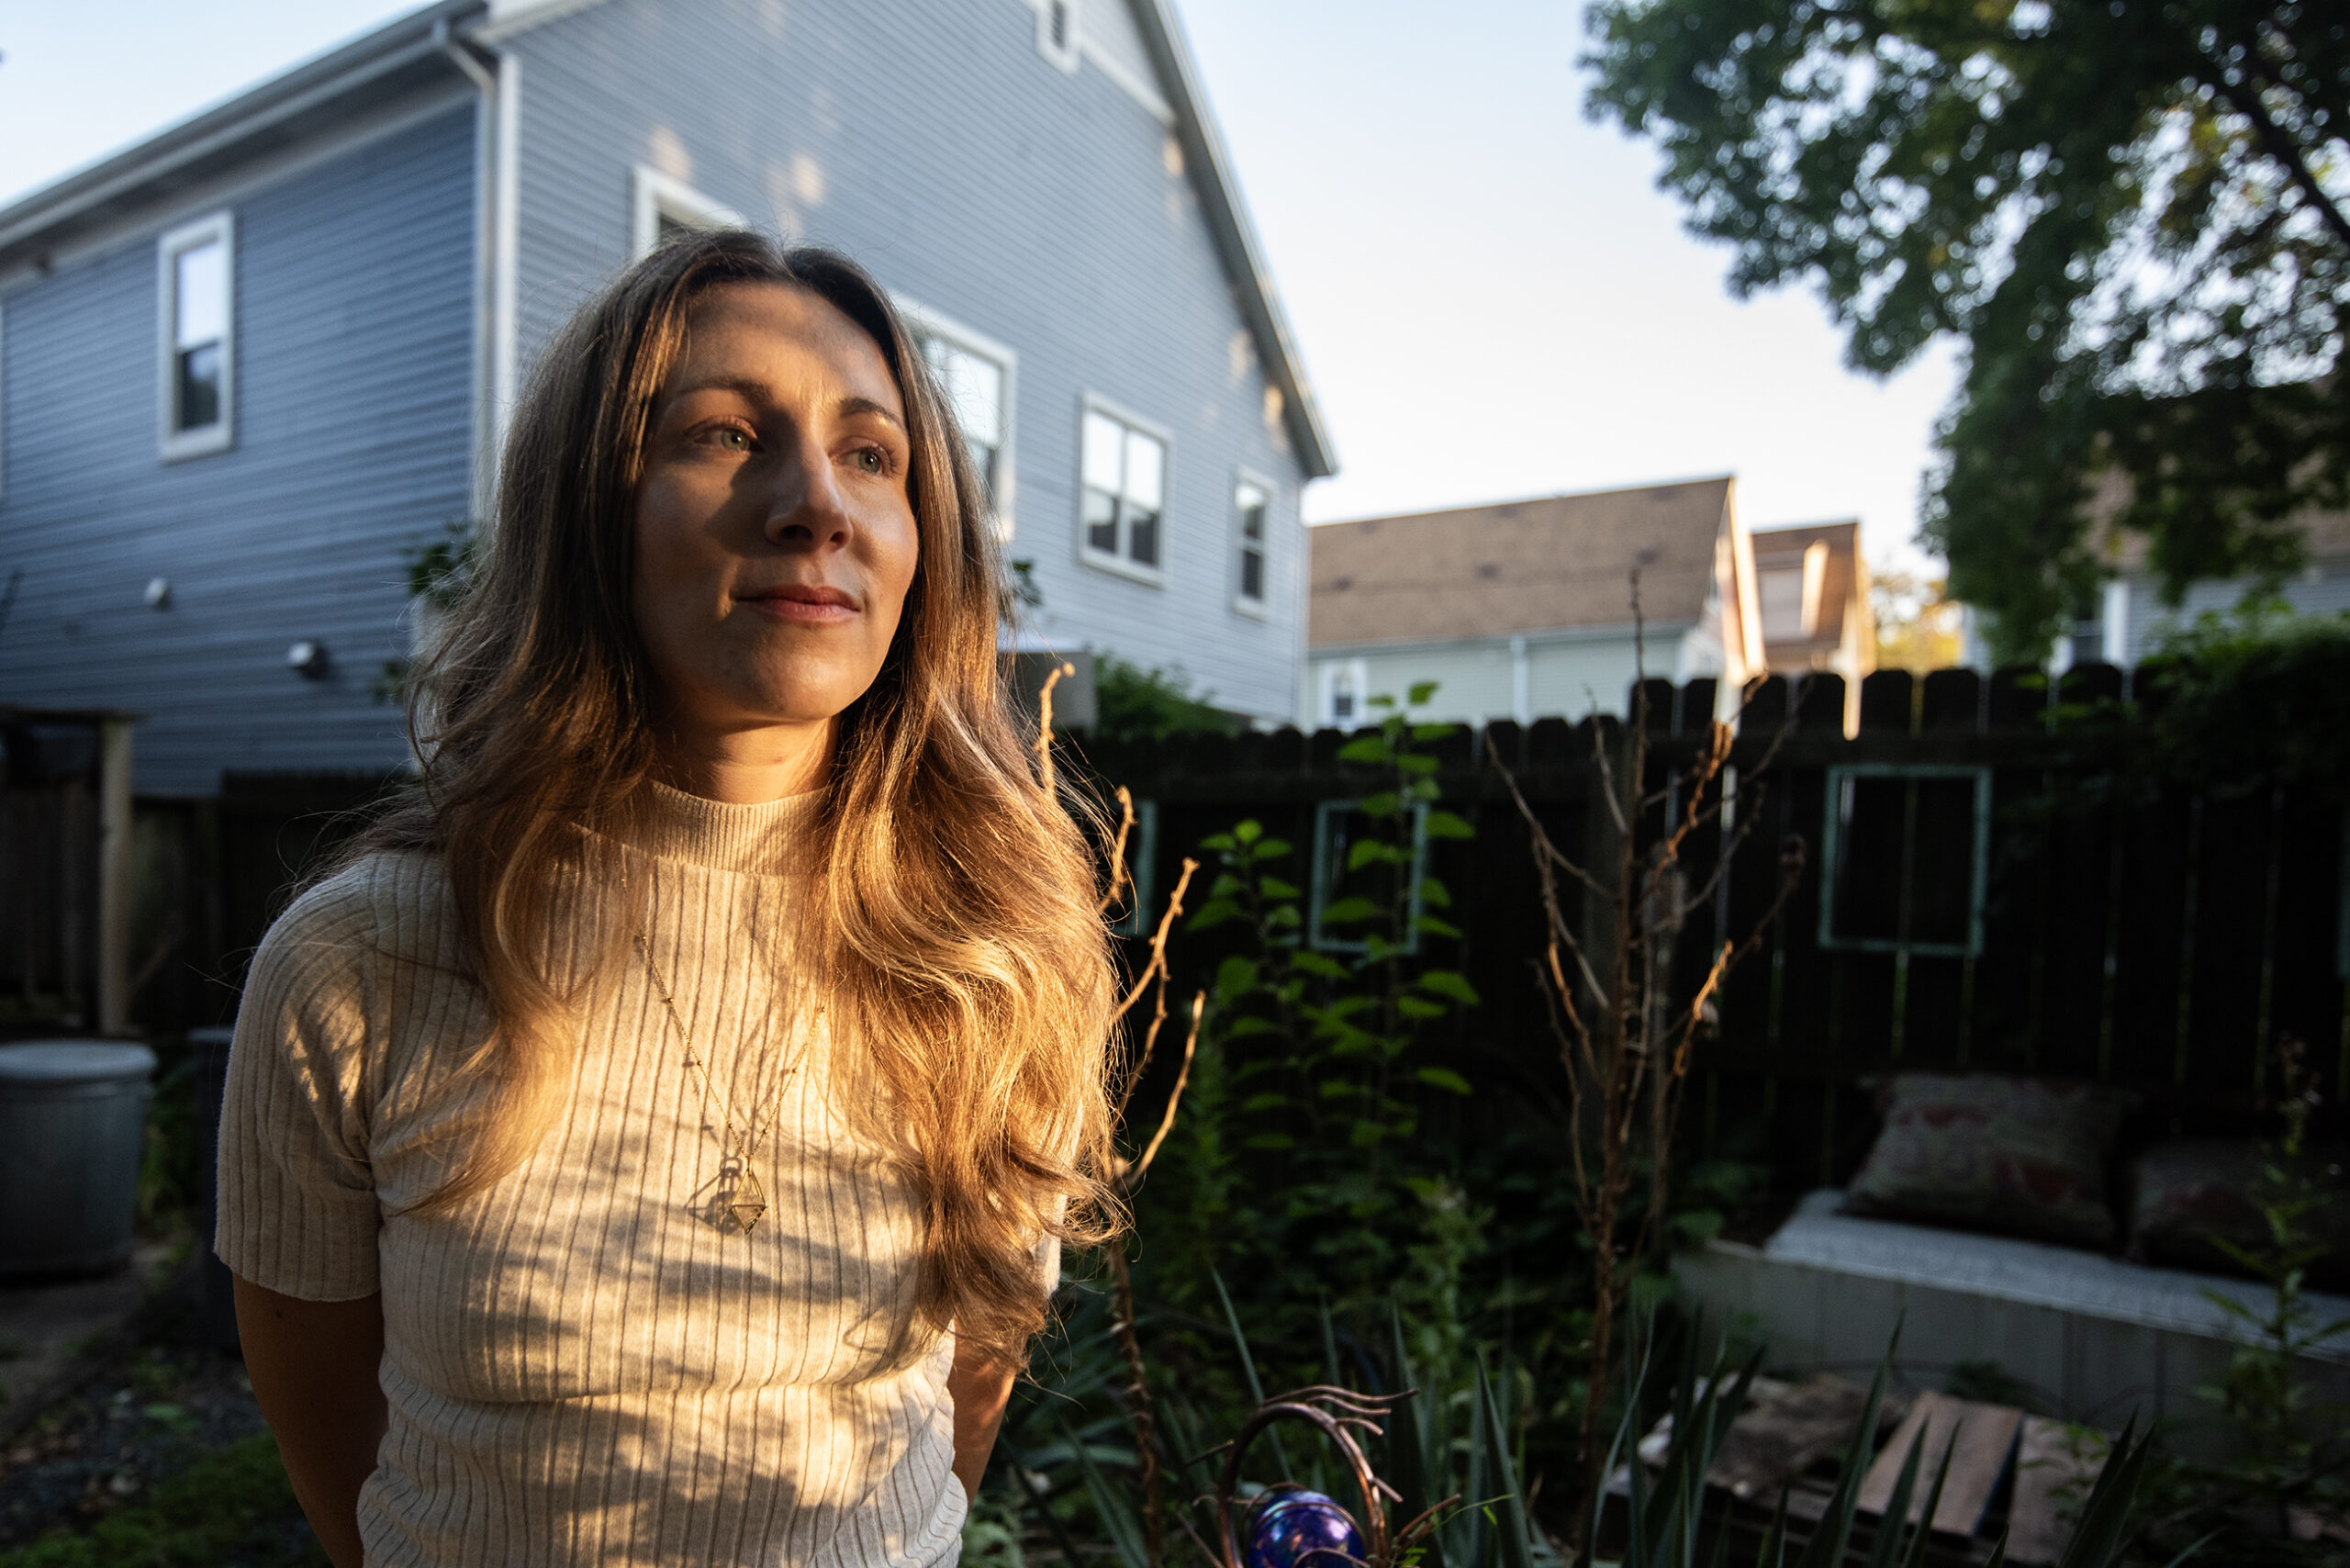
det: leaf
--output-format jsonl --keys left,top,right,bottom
{"left": 1199, "top": 832, "right": 1237, "bottom": 854}
{"left": 1415, "top": 914, "right": 1463, "bottom": 940}
{"left": 1417, "top": 969, "right": 1482, "bottom": 1005}
{"left": 1290, "top": 950, "right": 1349, "bottom": 979}
{"left": 1410, "top": 722, "right": 1458, "bottom": 742}
{"left": 1208, "top": 871, "right": 1245, "bottom": 899}
{"left": 1233, "top": 819, "right": 1262, "bottom": 845}
{"left": 1359, "top": 790, "right": 1400, "bottom": 816}
{"left": 1259, "top": 875, "right": 1301, "bottom": 900}
{"left": 1424, "top": 809, "right": 1476, "bottom": 840}
{"left": 1408, "top": 777, "right": 1442, "bottom": 801}
{"left": 1239, "top": 1092, "right": 1290, "bottom": 1113}
{"left": 1348, "top": 838, "right": 1408, "bottom": 870}
{"left": 1366, "top": 693, "right": 1396, "bottom": 710}
{"left": 1225, "top": 1015, "right": 1281, "bottom": 1038}
{"left": 1251, "top": 837, "right": 1292, "bottom": 861}
{"left": 1317, "top": 1079, "right": 1360, "bottom": 1099}
{"left": 1416, "top": 1065, "right": 1474, "bottom": 1094}
{"left": 1407, "top": 680, "right": 1440, "bottom": 705}
{"left": 1318, "top": 895, "right": 1383, "bottom": 924}
{"left": 1213, "top": 956, "right": 1260, "bottom": 1001}
{"left": 1395, "top": 753, "right": 1441, "bottom": 776}
{"left": 1349, "top": 1119, "right": 1386, "bottom": 1149}
{"left": 1417, "top": 876, "right": 1453, "bottom": 908}
{"left": 1396, "top": 995, "right": 1448, "bottom": 1020}
{"left": 1337, "top": 736, "right": 1391, "bottom": 764}
{"left": 1184, "top": 898, "right": 1244, "bottom": 932}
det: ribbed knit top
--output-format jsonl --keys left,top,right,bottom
{"left": 217, "top": 783, "right": 975, "bottom": 1567}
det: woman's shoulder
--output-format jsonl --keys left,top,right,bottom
{"left": 255, "top": 849, "right": 463, "bottom": 981}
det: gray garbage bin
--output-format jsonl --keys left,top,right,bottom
{"left": 0, "top": 1041, "right": 158, "bottom": 1280}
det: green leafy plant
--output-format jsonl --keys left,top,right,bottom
{"left": 1092, "top": 655, "right": 1246, "bottom": 744}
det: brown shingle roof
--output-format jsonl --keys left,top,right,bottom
{"left": 1308, "top": 478, "right": 1736, "bottom": 649}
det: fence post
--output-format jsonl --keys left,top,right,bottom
{"left": 96, "top": 716, "right": 135, "bottom": 1037}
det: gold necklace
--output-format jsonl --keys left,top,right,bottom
{"left": 633, "top": 931, "right": 821, "bottom": 1235}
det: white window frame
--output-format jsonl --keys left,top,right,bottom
{"left": 0, "top": 297, "right": 8, "bottom": 502}
{"left": 1076, "top": 394, "right": 1171, "bottom": 587}
{"left": 157, "top": 211, "right": 236, "bottom": 463}
{"left": 895, "top": 297, "right": 1018, "bottom": 542}
{"left": 1231, "top": 467, "right": 1275, "bottom": 618}
{"left": 1035, "top": 0, "right": 1081, "bottom": 72}
{"left": 631, "top": 165, "right": 744, "bottom": 259}
{"left": 1319, "top": 657, "right": 1369, "bottom": 729}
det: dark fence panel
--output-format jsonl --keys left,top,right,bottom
{"left": 1088, "top": 667, "right": 2348, "bottom": 1194}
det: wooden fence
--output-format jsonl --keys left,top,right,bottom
{"left": 1078, "top": 665, "right": 2350, "bottom": 1193}
{"left": 30, "top": 664, "right": 2346, "bottom": 1193}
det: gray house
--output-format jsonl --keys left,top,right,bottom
{"left": 0, "top": 0, "right": 1332, "bottom": 797}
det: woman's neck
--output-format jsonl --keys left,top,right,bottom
{"left": 652, "top": 715, "right": 834, "bottom": 803}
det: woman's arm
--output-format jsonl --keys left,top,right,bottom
{"left": 233, "top": 1276, "right": 388, "bottom": 1568}
{"left": 946, "top": 1339, "right": 1019, "bottom": 1503}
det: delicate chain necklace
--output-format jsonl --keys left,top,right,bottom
{"left": 633, "top": 930, "right": 822, "bottom": 1235}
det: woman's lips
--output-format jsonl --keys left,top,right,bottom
{"left": 742, "top": 585, "right": 857, "bottom": 624}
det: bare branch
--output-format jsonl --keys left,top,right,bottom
{"left": 1034, "top": 660, "right": 1075, "bottom": 794}
{"left": 1096, "top": 785, "right": 1138, "bottom": 918}
{"left": 1126, "top": 990, "right": 1205, "bottom": 1182}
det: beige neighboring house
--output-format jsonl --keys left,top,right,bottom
{"left": 1751, "top": 520, "right": 1875, "bottom": 730}
{"left": 1301, "top": 477, "right": 1763, "bottom": 730}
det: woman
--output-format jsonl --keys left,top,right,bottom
{"left": 218, "top": 230, "right": 1118, "bottom": 1568}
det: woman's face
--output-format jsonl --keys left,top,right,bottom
{"left": 632, "top": 280, "right": 921, "bottom": 767}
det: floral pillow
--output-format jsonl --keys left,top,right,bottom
{"left": 2127, "top": 1139, "right": 2350, "bottom": 1289}
{"left": 1843, "top": 1073, "right": 2136, "bottom": 1249}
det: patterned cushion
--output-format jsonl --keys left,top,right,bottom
{"left": 1843, "top": 1074, "right": 2136, "bottom": 1249}
{"left": 2127, "top": 1138, "right": 2350, "bottom": 1288}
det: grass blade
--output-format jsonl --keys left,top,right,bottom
{"left": 1211, "top": 1267, "right": 1292, "bottom": 1479}
{"left": 1056, "top": 1411, "right": 1149, "bottom": 1568}
{"left": 1478, "top": 1359, "right": 1537, "bottom": 1568}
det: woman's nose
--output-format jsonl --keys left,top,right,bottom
{"left": 761, "top": 436, "right": 853, "bottom": 549}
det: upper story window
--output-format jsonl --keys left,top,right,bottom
{"left": 1320, "top": 658, "right": 1368, "bottom": 728}
{"left": 1233, "top": 475, "right": 1270, "bottom": 612}
{"left": 1036, "top": 0, "right": 1080, "bottom": 71}
{"left": 159, "top": 212, "right": 234, "bottom": 461}
{"left": 1080, "top": 400, "right": 1167, "bottom": 580}
{"left": 900, "top": 302, "right": 1017, "bottom": 540}
{"left": 632, "top": 165, "right": 744, "bottom": 258}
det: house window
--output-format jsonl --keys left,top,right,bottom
{"left": 1036, "top": 0, "right": 1080, "bottom": 71}
{"left": 1233, "top": 476, "right": 1270, "bottom": 612}
{"left": 1319, "top": 658, "right": 1368, "bottom": 728}
{"left": 158, "top": 212, "right": 234, "bottom": 461}
{"left": 1080, "top": 401, "right": 1168, "bottom": 579}
{"left": 1818, "top": 765, "right": 1992, "bottom": 958}
{"left": 899, "top": 302, "right": 1017, "bottom": 539}
{"left": 631, "top": 165, "right": 744, "bottom": 259}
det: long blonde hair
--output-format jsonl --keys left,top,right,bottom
{"left": 361, "top": 230, "right": 1118, "bottom": 1362}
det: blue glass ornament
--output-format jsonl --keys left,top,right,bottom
{"left": 1244, "top": 1486, "right": 1365, "bottom": 1568}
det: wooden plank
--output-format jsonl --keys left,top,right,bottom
{"left": 1855, "top": 1391, "right": 2022, "bottom": 1537}
{"left": 1707, "top": 1373, "right": 1879, "bottom": 1502}
{"left": 2005, "top": 1416, "right": 2107, "bottom": 1566}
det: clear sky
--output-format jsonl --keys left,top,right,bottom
{"left": 0, "top": 0, "right": 1954, "bottom": 574}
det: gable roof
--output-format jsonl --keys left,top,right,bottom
{"left": 0, "top": 1, "right": 486, "bottom": 268}
{"left": 1309, "top": 477, "right": 1739, "bottom": 649}
{"left": 0, "top": 0, "right": 1336, "bottom": 479}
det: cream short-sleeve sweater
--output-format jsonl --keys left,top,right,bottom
{"left": 218, "top": 785, "right": 988, "bottom": 1568}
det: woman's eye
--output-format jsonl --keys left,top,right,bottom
{"left": 713, "top": 428, "right": 753, "bottom": 452}
{"left": 852, "top": 447, "right": 886, "bottom": 475}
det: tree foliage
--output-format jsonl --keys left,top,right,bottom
{"left": 1584, "top": 0, "right": 2350, "bottom": 659}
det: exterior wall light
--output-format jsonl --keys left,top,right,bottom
{"left": 285, "top": 641, "right": 330, "bottom": 678}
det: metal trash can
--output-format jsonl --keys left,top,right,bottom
{"left": 0, "top": 1040, "right": 158, "bottom": 1280}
